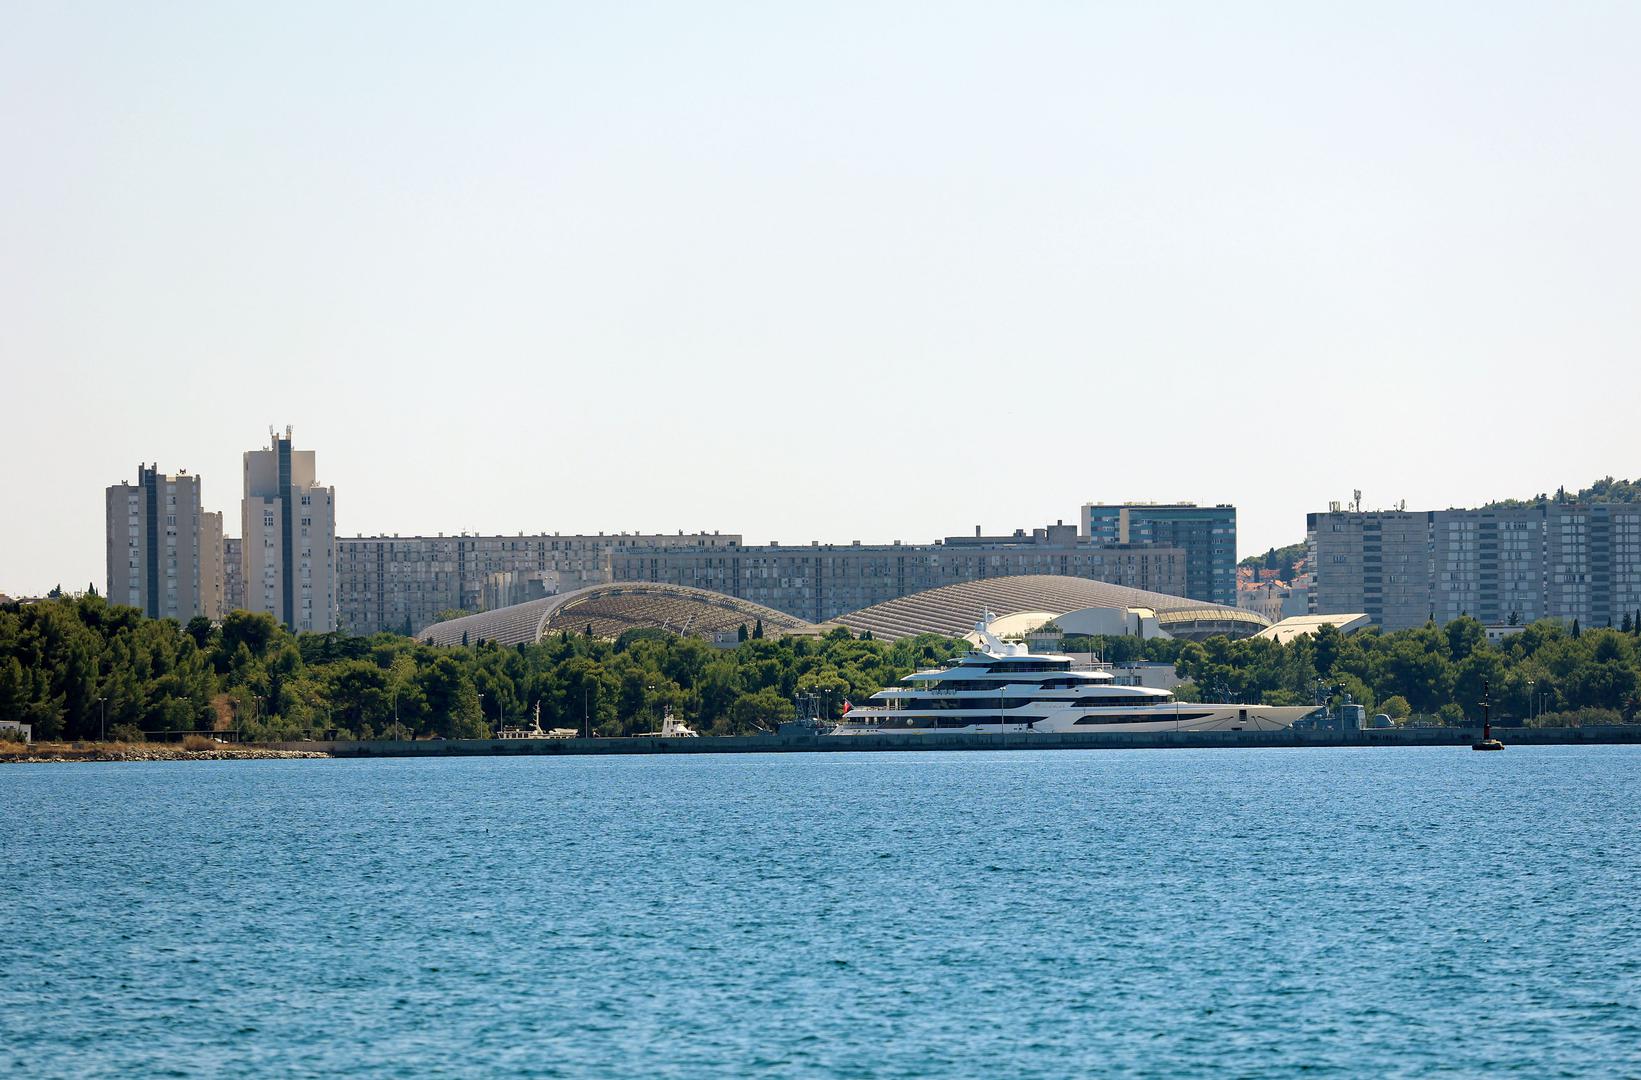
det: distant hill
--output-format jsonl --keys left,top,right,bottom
{"left": 1239, "top": 541, "right": 1307, "bottom": 580}
{"left": 1480, "top": 476, "right": 1641, "bottom": 509}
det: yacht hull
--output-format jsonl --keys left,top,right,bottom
{"left": 828, "top": 705, "right": 1315, "bottom": 736}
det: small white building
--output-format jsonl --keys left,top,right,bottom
{"left": 0, "top": 720, "right": 32, "bottom": 744}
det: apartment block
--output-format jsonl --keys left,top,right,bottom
{"left": 1309, "top": 504, "right": 1641, "bottom": 630}
{"left": 610, "top": 524, "right": 1186, "bottom": 624}
{"left": 200, "top": 511, "right": 224, "bottom": 620}
{"left": 1081, "top": 503, "right": 1237, "bottom": 605}
{"left": 1308, "top": 510, "right": 1431, "bottom": 629}
{"left": 223, "top": 537, "right": 245, "bottom": 613}
{"left": 337, "top": 532, "right": 741, "bottom": 636}
{"left": 242, "top": 429, "right": 337, "bottom": 632}
{"left": 105, "top": 465, "right": 220, "bottom": 621}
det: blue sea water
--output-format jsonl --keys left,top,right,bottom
{"left": 3, "top": 747, "right": 1639, "bottom": 1078}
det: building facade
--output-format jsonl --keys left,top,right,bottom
{"left": 1307, "top": 510, "right": 1432, "bottom": 629}
{"left": 241, "top": 430, "right": 337, "bottom": 632}
{"left": 200, "top": 511, "right": 224, "bottom": 620}
{"left": 1081, "top": 503, "right": 1237, "bottom": 606}
{"left": 337, "top": 532, "right": 741, "bottom": 636}
{"left": 609, "top": 524, "right": 1186, "bottom": 624}
{"left": 105, "top": 465, "right": 222, "bottom": 621}
{"left": 1309, "top": 504, "right": 1641, "bottom": 630}
{"left": 223, "top": 537, "right": 245, "bottom": 613}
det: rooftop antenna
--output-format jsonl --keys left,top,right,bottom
{"left": 1351, "top": 489, "right": 1363, "bottom": 513}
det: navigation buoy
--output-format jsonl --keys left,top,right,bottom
{"left": 1472, "top": 679, "right": 1504, "bottom": 751}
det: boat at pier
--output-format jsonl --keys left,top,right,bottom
{"left": 826, "top": 613, "right": 1315, "bottom": 735}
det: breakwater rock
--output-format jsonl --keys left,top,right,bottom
{"left": 1, "top": 743, "right": 329, "bottom": 763}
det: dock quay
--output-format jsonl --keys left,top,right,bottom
{"left": 275, "top": 725, "right": 1641, "bottom": 758}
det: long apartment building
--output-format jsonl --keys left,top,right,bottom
{"left": 1081, "top": 503, "right": 1237, "bottom": 606}
{"left": 1308, "top": 504, "right": 1641, "bottom": 630}
{"left": 610, "top": 522, "right": 1187, "bottom": 624}
{"left": 105, "top": 464, "right": 223, "bottom": 621}
{"left": 337, "top": 532, "right": 741, "bottom": 635}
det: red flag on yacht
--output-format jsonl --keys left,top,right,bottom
{"left": 841, "top": 700, "right": 853, "bottom": 714}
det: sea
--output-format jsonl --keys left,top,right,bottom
{"left": 3, "top": 746, "right": 1638, "bottom": 1078}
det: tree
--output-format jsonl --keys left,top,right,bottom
{"left": 218, "top": 610, "right": 282, "bottom": 666}
{"left": 1445, "top": 617, "right": 1486, "bottom": 663}
{"left": 737, "top": 623, "right": 749, "bottom": 642}
{"left": 1572, "top": 619, "right": 1581, "bottom": 639}
{"left": 184, "top": 616, "right": 214, "bottom": 651}
{"left": 727, "top": 687, "right": 793, "bottom": 733}
{"left": 752, "top": 619, "right": 764, "bottom": 640}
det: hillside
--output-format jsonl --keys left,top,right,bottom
{"left": 1480, "top": 476, "right": 1641, "bottom": 509}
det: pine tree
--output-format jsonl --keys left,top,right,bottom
{"left": 1624, "top": 613, "right": 1633, "bottom": 635}
{"left": 1571, "top": 618, "right": 1581, "bottom": 639}
{"left": 737, "top": 623, "right": 749, "bottom": 642}
{"left": 752, "top": 619, "right": 764, "bottom": 639}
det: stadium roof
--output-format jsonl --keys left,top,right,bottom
{"left": 416, "top": 582, "right": 820, "bottom": 647}
{"left": 1255, "top": 613, "right": 1372, "bottom": 644}
{"left": 832, "top": 575, "right": 1269, "bottom": 641}
{"left": 416, "top": 575, "right": 1268, "bottom": 647}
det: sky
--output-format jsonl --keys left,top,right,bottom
{"left": 3, "top": 2, "right": 1638, "bottom": 596}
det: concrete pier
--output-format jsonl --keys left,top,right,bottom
{"left": 275, "top": 725, "right": 1641, "bottom": 758}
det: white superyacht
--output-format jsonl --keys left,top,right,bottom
{"left": 826, "top": 613, "right": 1314, "bottom": 735}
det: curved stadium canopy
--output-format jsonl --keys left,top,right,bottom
{"left": 830, "top": 575, "right": 1268, "bottom": 642}
{"left": 416, "top": 582, "right": 819, "bottom": 647}
{"left": 416, "top": 574, "right": 1267, "bottom": 646}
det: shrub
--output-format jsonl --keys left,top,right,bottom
{"left": 181, "top": 734, "right": 216, "bottom": 752}
{"left": 1529, "top": 708, "right": 1624, "bottom": 728}
{"left": 109, "top": 723, "right": 145, "bottom": 743}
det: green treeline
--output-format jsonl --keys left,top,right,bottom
{"left": 1073, "top": 616, "right": 1641, "bottom": 725}
{"left": 0, "top": 596, "right": 966, "bottom": 742}
{"left": 4, "top": 596, "right": 1638, "bottom": 742}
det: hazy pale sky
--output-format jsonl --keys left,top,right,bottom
{"left": 3, "top": 2, "right": 1638, "bottom": 596}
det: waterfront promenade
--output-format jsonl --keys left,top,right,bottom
{"left": 279, "top": 724, "right": 1641, "bottom": 758}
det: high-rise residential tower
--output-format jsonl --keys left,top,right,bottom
{"left": 105, "top": 465, "right": 222, "bottom": 620}
{"left": 241, "top": 428, "right": 337, "bottom": 632}
{"left": 1081, "top": 503, "right": 1238, "bottom": 606}
{"left": 1308, "top": 502, "right": 1641, "bottom": 630}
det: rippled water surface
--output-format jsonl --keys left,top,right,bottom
{"left": 3, "top": 747, "right": 1639, "bottom": 1077}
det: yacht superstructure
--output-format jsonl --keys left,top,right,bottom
{"left": 826, "top": 613, "right": 1314, "bottom": 735}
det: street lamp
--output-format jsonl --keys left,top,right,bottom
{"left": 97, "top": 696, "right": 107, "bottom": 742}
